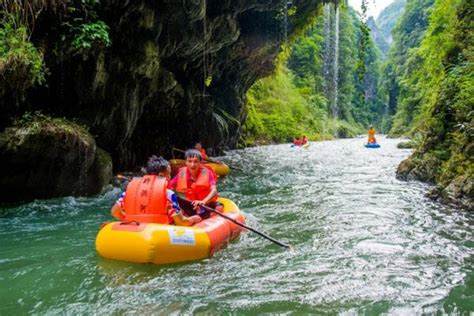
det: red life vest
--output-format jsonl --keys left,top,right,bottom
{"left": 199, "top": 149, "right": 208, "bottom": 160}
{"left": 175, "top": 166, "right": 217, "bottom": 202}
{"left": 122, "top": 175, "right": 170, "bottom": 224}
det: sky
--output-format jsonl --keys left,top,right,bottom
{"left": 348, "top": 0, "right": 395, "bottom": 19}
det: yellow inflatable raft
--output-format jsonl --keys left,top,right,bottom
{"left": 170, "top": 159, "right": 230, "bottom": 177}
{"left": 95, "top": 198, "right": 244, "bottom": 265}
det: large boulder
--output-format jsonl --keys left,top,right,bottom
{"left": 397, "top": 151, "right": 473, "bottom": 210}
{"left": 396, "top": 153, "right": 439, "bottom": 183}
{"left": 436, "top": 175, "right": 474, "bottom": 211}
{"left": 0, "top": 114, "right": 112, "bottom": 203}
{"left": 397, "top": 140, "right": 415, "bottom": 149}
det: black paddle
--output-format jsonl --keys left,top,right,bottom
{"left": 178, "top": 196, "right": 292, "bottom": 249}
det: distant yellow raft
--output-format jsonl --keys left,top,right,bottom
{"left": 302, "top": 143, "right": 310, "bottom": 149}
{"left": 170, "top": 159, "right": 230, "bottom": 177}
{"left": 95, "top": 198, "right": 244, "bottom": 265}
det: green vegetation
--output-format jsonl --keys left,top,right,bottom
{"left": 367, "top": 17, "right": 389, "bottom": 57}
{"left": 13, "top": 111, "right": 92, "bottom": 142}
{"left": 242, "top": 64, "right": 329, "bottom": 145}
{"left": 0, "top": 16, "right": 45, "bottom": 94}
{"left": 71, "top": 21, "right": 111, "bottom": 55}
{"left": 386, "top": 0, "right": 473, "bottom": 207}
{"left": 397, "top": 140, "right": 415, "bottom": 149}
{"left": 381, "top": 0, "right": 434, "bottom": 135}
{"left": 412, "top": 0, "right": 473, "bottom": 186}
{"left": 243, "top": 3, "right": 387, "bottom": 145}
{"left": 244, "top": 0, "right": 472, "bottom": 207}
{"left": 0, "top": 0, "right": 109, "bottom": 95}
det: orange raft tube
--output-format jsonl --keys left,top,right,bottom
{"left": 95, "top": 198, "right": 245, "bottom": 265}
{"left": 170, "top": 159, "right": 230, "bottom": 177}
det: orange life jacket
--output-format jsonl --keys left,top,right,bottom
{"left": 122, "top": 175, "right": 170, "bottom": 224}
{"left": 199, "top": 149, "right": 208, "bottom": 160}
{"left": 368, "top": 129, "right": 376, "bottom": 143}
{"left": 175, "top": 166, "right": 217, "bottom": 202}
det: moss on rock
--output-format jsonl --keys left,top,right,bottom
{"left": 397, "top": 140, "right": 415, "bottom": 149}
{"left": 0, "top": 114, "right": 112, "bottom": 203}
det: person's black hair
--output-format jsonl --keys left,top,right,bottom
{"left": 144, "top": 155, "right": 169, "bottom": 174}
{"left": 185, "top": 149, "right": 202, "bottom": 161}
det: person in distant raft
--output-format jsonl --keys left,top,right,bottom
{"left": 111, "top": 155, "right": 201, "bottom": 226}
{"left": 293, "top": 137, "right": 302, "bottom": 146}
{"left": 168, "top": 149, "right": 222, "bottom": 220}
{"left": 368, "top": 126, "right": 377, "bottom": 144}
{"left": 302, "top": 135, "right": 308, "bottom": 145}
{"left": 194, "top": 142, "right": 208, "bottom": 160}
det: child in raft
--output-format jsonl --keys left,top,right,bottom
{"left": 111, "top": 155, "right": 201, "bottom": 226}
{"left": 168, "top": 149, "right": 223, "bottom": 219}
{"left": 194, "top": 142, "right": 208, "bottom": 160}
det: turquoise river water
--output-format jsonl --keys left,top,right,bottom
{"left": 0, "top": 137, "right": 472, "bottom": 314}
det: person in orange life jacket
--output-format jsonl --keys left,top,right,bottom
{"left": 368, "top": 126, "right": 377, "bottom": 144}
{"left": 293, "top": 137, "right": 302, "bottom": 146}
{"left": 301, "top": 135, "right": 308, "bottom": 145}
{"left": 111, "top": 156, "right": 201, "bottom": 225}
{"left": 194, "top": 142, "right": 208, "bottom": 160}
{"left": 167, "top": 149, "right": 222, "bottom": 219}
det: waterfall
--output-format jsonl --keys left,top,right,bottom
{"left": 284, "top": 0, "right": 288, "bottom": 43}
{"left": 322, "top": 4, "right": 332, "bottom": 99}
{"left": 282, "top": 0, "right": 293, "bottom": 44}
{"left": 332, "top": 5, "right": 340, "bottom": 119}
{"left": 323, "top": 4, "right": 340, "bottom": 120}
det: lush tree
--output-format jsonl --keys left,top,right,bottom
{"left": 382, "top": 0, "right": 435, "bottom": 135}
{"left": 387, "top": 0, "right": 473, "bottom": 207}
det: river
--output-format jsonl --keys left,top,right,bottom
{"left": 1, "top": 137, "right": 472, "bottom": 314}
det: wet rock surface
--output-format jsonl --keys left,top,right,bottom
{"left": 397, "top": 153, "right": 473, "bottom": 211}
{"left": 0, "top": 116, "right": 112, "bottom": 203}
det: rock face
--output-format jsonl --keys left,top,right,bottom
{"left": 0, "top": 0, "right": 329, "bottom": 202}
{"left": 397, "top": 153, "right": 473, "bottom": 211}
{"left": 6, "top": 0, "right": 327, "bottom": 169}
{"left": 0, "top": 115, "right": 112, "bottom": 203}
{"left": 367, "top": 17, "right": 389, "bottom": 57}
{"left": 396, "top": 140, "right": 415, "bottom": 149}
{"left": 396, "top": 154, "right": 438, "bottom": 183}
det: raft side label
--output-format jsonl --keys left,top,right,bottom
{"left": 167, "top": 227, "right": 196, "bottom": 246}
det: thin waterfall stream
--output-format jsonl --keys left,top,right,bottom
{"left": 332, "top": 5, "right": 340, "bottom": 119}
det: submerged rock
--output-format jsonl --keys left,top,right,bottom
{"left": 397, "top": 140, "right": 415, "bottom": 149}
{"left": 397, "top": 153, "right": 473, "bottom": 211}
{"left": 438, "top": 175, "right": 474, "bottom": 211}
{"left": 396, "top": 155, "right": 437, "bottom": 183}
{"left": 0, "top": 115, "right": 112, "bottom": 203}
